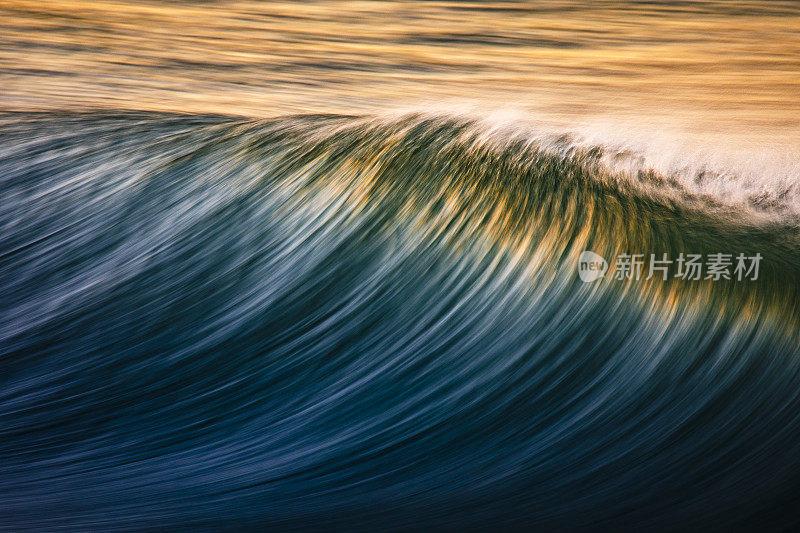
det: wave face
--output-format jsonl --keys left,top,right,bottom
{"left": 2, "top": 112, "right": 800, "bottom": 531}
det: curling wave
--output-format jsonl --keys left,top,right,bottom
{"left": 1, "top": 112, "right": 800, "bottom": 530}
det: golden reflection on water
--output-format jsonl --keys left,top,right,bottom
{"left": 2, "top": 1, "right": 800, "bottom": 145}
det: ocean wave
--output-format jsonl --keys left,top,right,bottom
{"left": 1, "top": 112, "right": 800, "bottom": 530}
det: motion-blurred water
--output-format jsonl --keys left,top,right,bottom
{"left": 2, "top": 2, "right": 800, "bottom": 531}
{"left": 2, "top": 110, "right": 800, "bottom": 530}
{"left": 2, "top": 1, "right": 800, "bottom": 146}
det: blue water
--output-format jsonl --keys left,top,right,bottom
{"left": 1, "top": 112, "right": 800, "bottom": 530}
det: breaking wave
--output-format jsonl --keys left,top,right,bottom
{"left": 2, "top": 112, "right": 800, "bottom": 530}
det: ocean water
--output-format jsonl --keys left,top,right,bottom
{"left": 2, "top": 1, "right": 800, "bottom": 139}
{"left": 1, "top": 2, "right": 800, "bottom": 531}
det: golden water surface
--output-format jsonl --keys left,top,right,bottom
{"left": 2, "top": 1, "right": 799, "bottom": 147}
